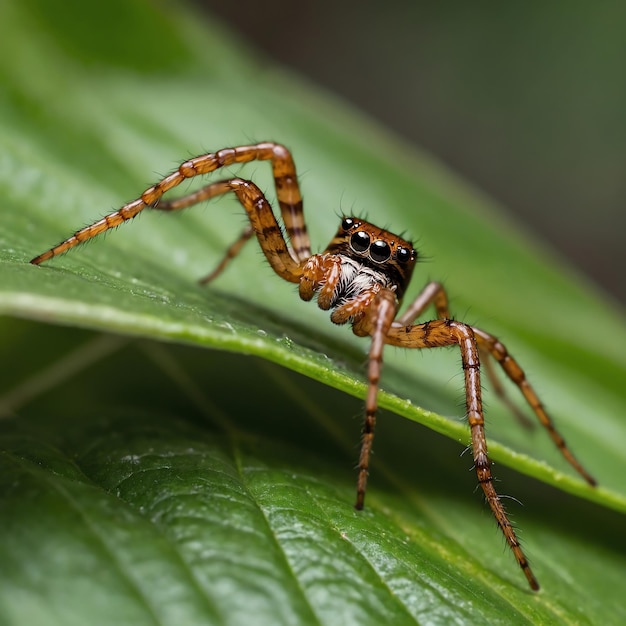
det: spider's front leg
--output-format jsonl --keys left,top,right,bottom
{"left": 299, "top": 257, "right": 400, "bottom": 511}
{"left": 385, "top": 319, "right": 540, "bottom": 590}
{"left": 30, "top": 142, "right": 311, "bottom": 276}
{"left": 351, "top": 289, "right": 399, "bottom": 510}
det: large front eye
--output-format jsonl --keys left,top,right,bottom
{"left": 370, "top": 240, "right": 391, "bottom": 262}
{"left": 350, "top": 231, "right": 370, "bottom": 252}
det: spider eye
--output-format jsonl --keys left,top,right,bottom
{"left": 370, "top": 240, "right": 392, "bottom": 263}
{"left": 350, "top": 230, "right": 370, "bottom": 253}
{"left": 341, "top": 217, "right": 355, "bottom": 231}
{"left": 396, "top": 246, "right": 413, "bottom": 263}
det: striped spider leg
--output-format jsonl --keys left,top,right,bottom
{"left": 31, "top": 142, "right": 596, "bottom": 590}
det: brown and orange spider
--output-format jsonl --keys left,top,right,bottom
{"left": 31, "top": 142, "right": 596, "bottom": 590}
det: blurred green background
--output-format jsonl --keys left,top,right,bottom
{"left": 199, "top": 0, "right": 626, "bottom": 303}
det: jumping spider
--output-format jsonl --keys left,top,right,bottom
{"left": 31, "top": 142, "right": 596, "bottom": 590}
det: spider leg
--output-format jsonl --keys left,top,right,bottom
{"left": 480, "top": 353, "right": 535, "bottom": 430}
{"left": 160, "top": 177, "right": 301, "bottom": 282}
{"left": 154, "top": 176, "right": 303, "bottom": 282}
{"left": 351, "top": 288, "right": 398, "bottom": 510}
{"left": 224, "top": 178, "right": 302, "bottom": 282}
{"left": 199, "top": 226, "right": 255, "bottom": 285}
{"left": 151, "top": 180, "right": 235, "bottom": 213}
{"left": 30, "top": 142, "right": 310, "bottom": 266}
{"left": 385, "top": 318, "right": 540, "bottom": 590}
{"left": 269, "top": 145, "right": 310, "bottom": 262}
{"left": 471, "top": 327, "right": 596, "bottom": 486}
{"left": 395, "top": 280, "right": 450, "bottom": 326}
{"left": 397, "top": 281, "right": 534, "bottom": 430}
{"left": 146, "top": 179, "right": 255, "bottom": 283}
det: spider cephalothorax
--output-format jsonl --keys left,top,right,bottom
{"left": 298, "top": 217, "right": 417, "bottom": 324}
{"left": 30, "top": 141, "right": 596, "bottom": 590}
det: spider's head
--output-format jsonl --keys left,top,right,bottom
{"left": 325, "top": 216, "right": 418, "bottom": 299}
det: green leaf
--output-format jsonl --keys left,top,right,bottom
{"left": 0, "top": 0, "right": 624, "bottom": 624}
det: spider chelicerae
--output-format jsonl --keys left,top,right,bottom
{"left": 30, "top": 141, "right": 596, "bottom": 590}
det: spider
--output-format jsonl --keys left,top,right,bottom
{"left": 30, "top": 141, "right": 596, "bottom": 590}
